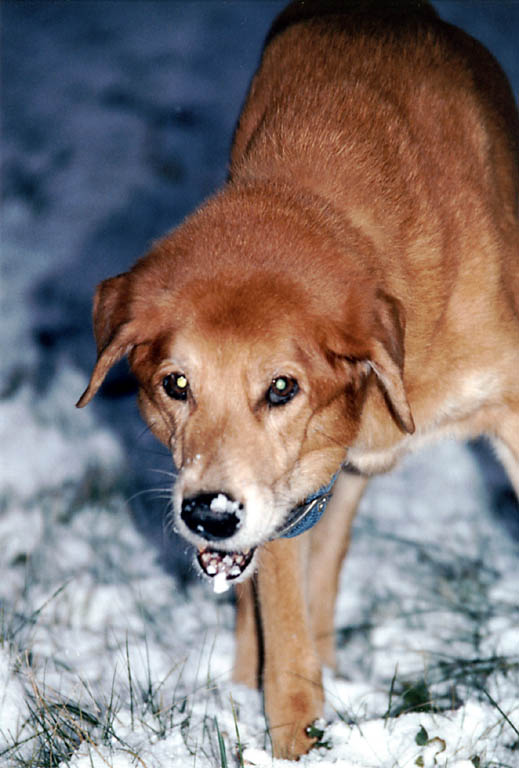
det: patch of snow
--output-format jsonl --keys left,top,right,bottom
{"left": 0, "top": 648, "right": 28, "bottom": 750}
{"left": 0, "top": 367, "right": 124, "bottom": 501}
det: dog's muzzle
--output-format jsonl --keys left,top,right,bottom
{"left": 190, "top": 471, "right": 340, "bottom": 593}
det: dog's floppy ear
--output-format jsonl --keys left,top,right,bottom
{"left": 76, "top": 273, "right": 137, "bottom": 408}
{"left": 326, "top": 288, "right": 415, "bottom": 434}
{"left": 367, "top": 290, "right": 415, "bottom": 434}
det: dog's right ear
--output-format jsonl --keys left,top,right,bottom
{"left": 366, "top": 290, "right": 415, "bottom": 435}
{"left": 76, "top": 273, "right": 137, "bottom": 408}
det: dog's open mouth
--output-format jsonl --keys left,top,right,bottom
{"left": 197, "top": 547, "right": 256, "bottom": 593}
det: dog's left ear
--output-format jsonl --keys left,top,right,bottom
{"left": 325, "top": 288, "right": 414, "bottom": 434}
{"left": 367, "top": 291, "right": 415, "bottom": 434}
{"left": 76, "top": 272, "right": 138, "bottom": 408}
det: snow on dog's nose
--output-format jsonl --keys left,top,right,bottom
{"left": 181, "top": 491, "right": 243, "bottom": 541}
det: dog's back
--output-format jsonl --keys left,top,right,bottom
{"left": 234, "top": 0, "right": 518, "bottom": 227}
{"left": 230, "top": 0, "right": 519, "bottom": 469}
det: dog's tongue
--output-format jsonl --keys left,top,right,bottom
{"left": 197, "top": 548, "right": 254, "bottom": 593}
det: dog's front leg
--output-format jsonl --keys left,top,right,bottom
{"left": 257, "top": 537, "right": 323, "bottom": 759}
{"left": 233, "top": 579, "right": 260, "bottom": 688}
{"left": 309, "top": 470, "right": 368, "bottom": 669}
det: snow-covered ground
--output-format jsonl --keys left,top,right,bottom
{"left": 1, "top": 2, "right": 518, "bottom": 766}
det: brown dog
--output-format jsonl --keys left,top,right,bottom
{"left": 78, "top": 0, "right": 519, "bottom": 759}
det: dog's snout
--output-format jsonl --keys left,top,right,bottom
{"left": 181, "top": 491, "right": 242, "bottom": 541}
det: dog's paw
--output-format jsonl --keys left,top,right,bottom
{"left": 270, "top": 722, "right": 319, "bottom": 760}
{"left": 267, "top": 686, "right": 324, "bottom": 759}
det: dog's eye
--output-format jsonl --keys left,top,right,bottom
{"left": 163, "top": 373, "right": 189, "bottom": 400}
{"left": 267, "top": 376, "right": 299, "bottom": 406}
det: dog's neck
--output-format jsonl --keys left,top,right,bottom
{"left": 274, "top": 469, "right": 341, "bottom": 539}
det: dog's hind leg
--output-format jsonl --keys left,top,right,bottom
{"left": 308, "top": 470, "right": 368, "bottom": 669}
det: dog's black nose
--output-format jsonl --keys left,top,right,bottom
{"left": 181, "top": 492, "right": 242, "bottom": 541}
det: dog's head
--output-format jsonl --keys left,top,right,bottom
{"left": 78, "top": 188, "right": 414, "bottom": 588}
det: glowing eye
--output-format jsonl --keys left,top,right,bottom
{"left": 267, "top": 376, "right": 299, "bottom": 406}
{"left": 163, "top": 373, "right": 189, "bottom": 400}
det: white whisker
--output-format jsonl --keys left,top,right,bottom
{"left": 125, "top": 487, "right": 172, "bottom": 505}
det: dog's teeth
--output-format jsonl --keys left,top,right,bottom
{"left": 213, "top": 572, "right": 230, "bottom": 594}
{"left": 199, "top": 547, "right": 255, "bottom": 585}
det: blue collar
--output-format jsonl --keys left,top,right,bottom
{"left": 275, "top": 469, "right": 340, "bottom": 539}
